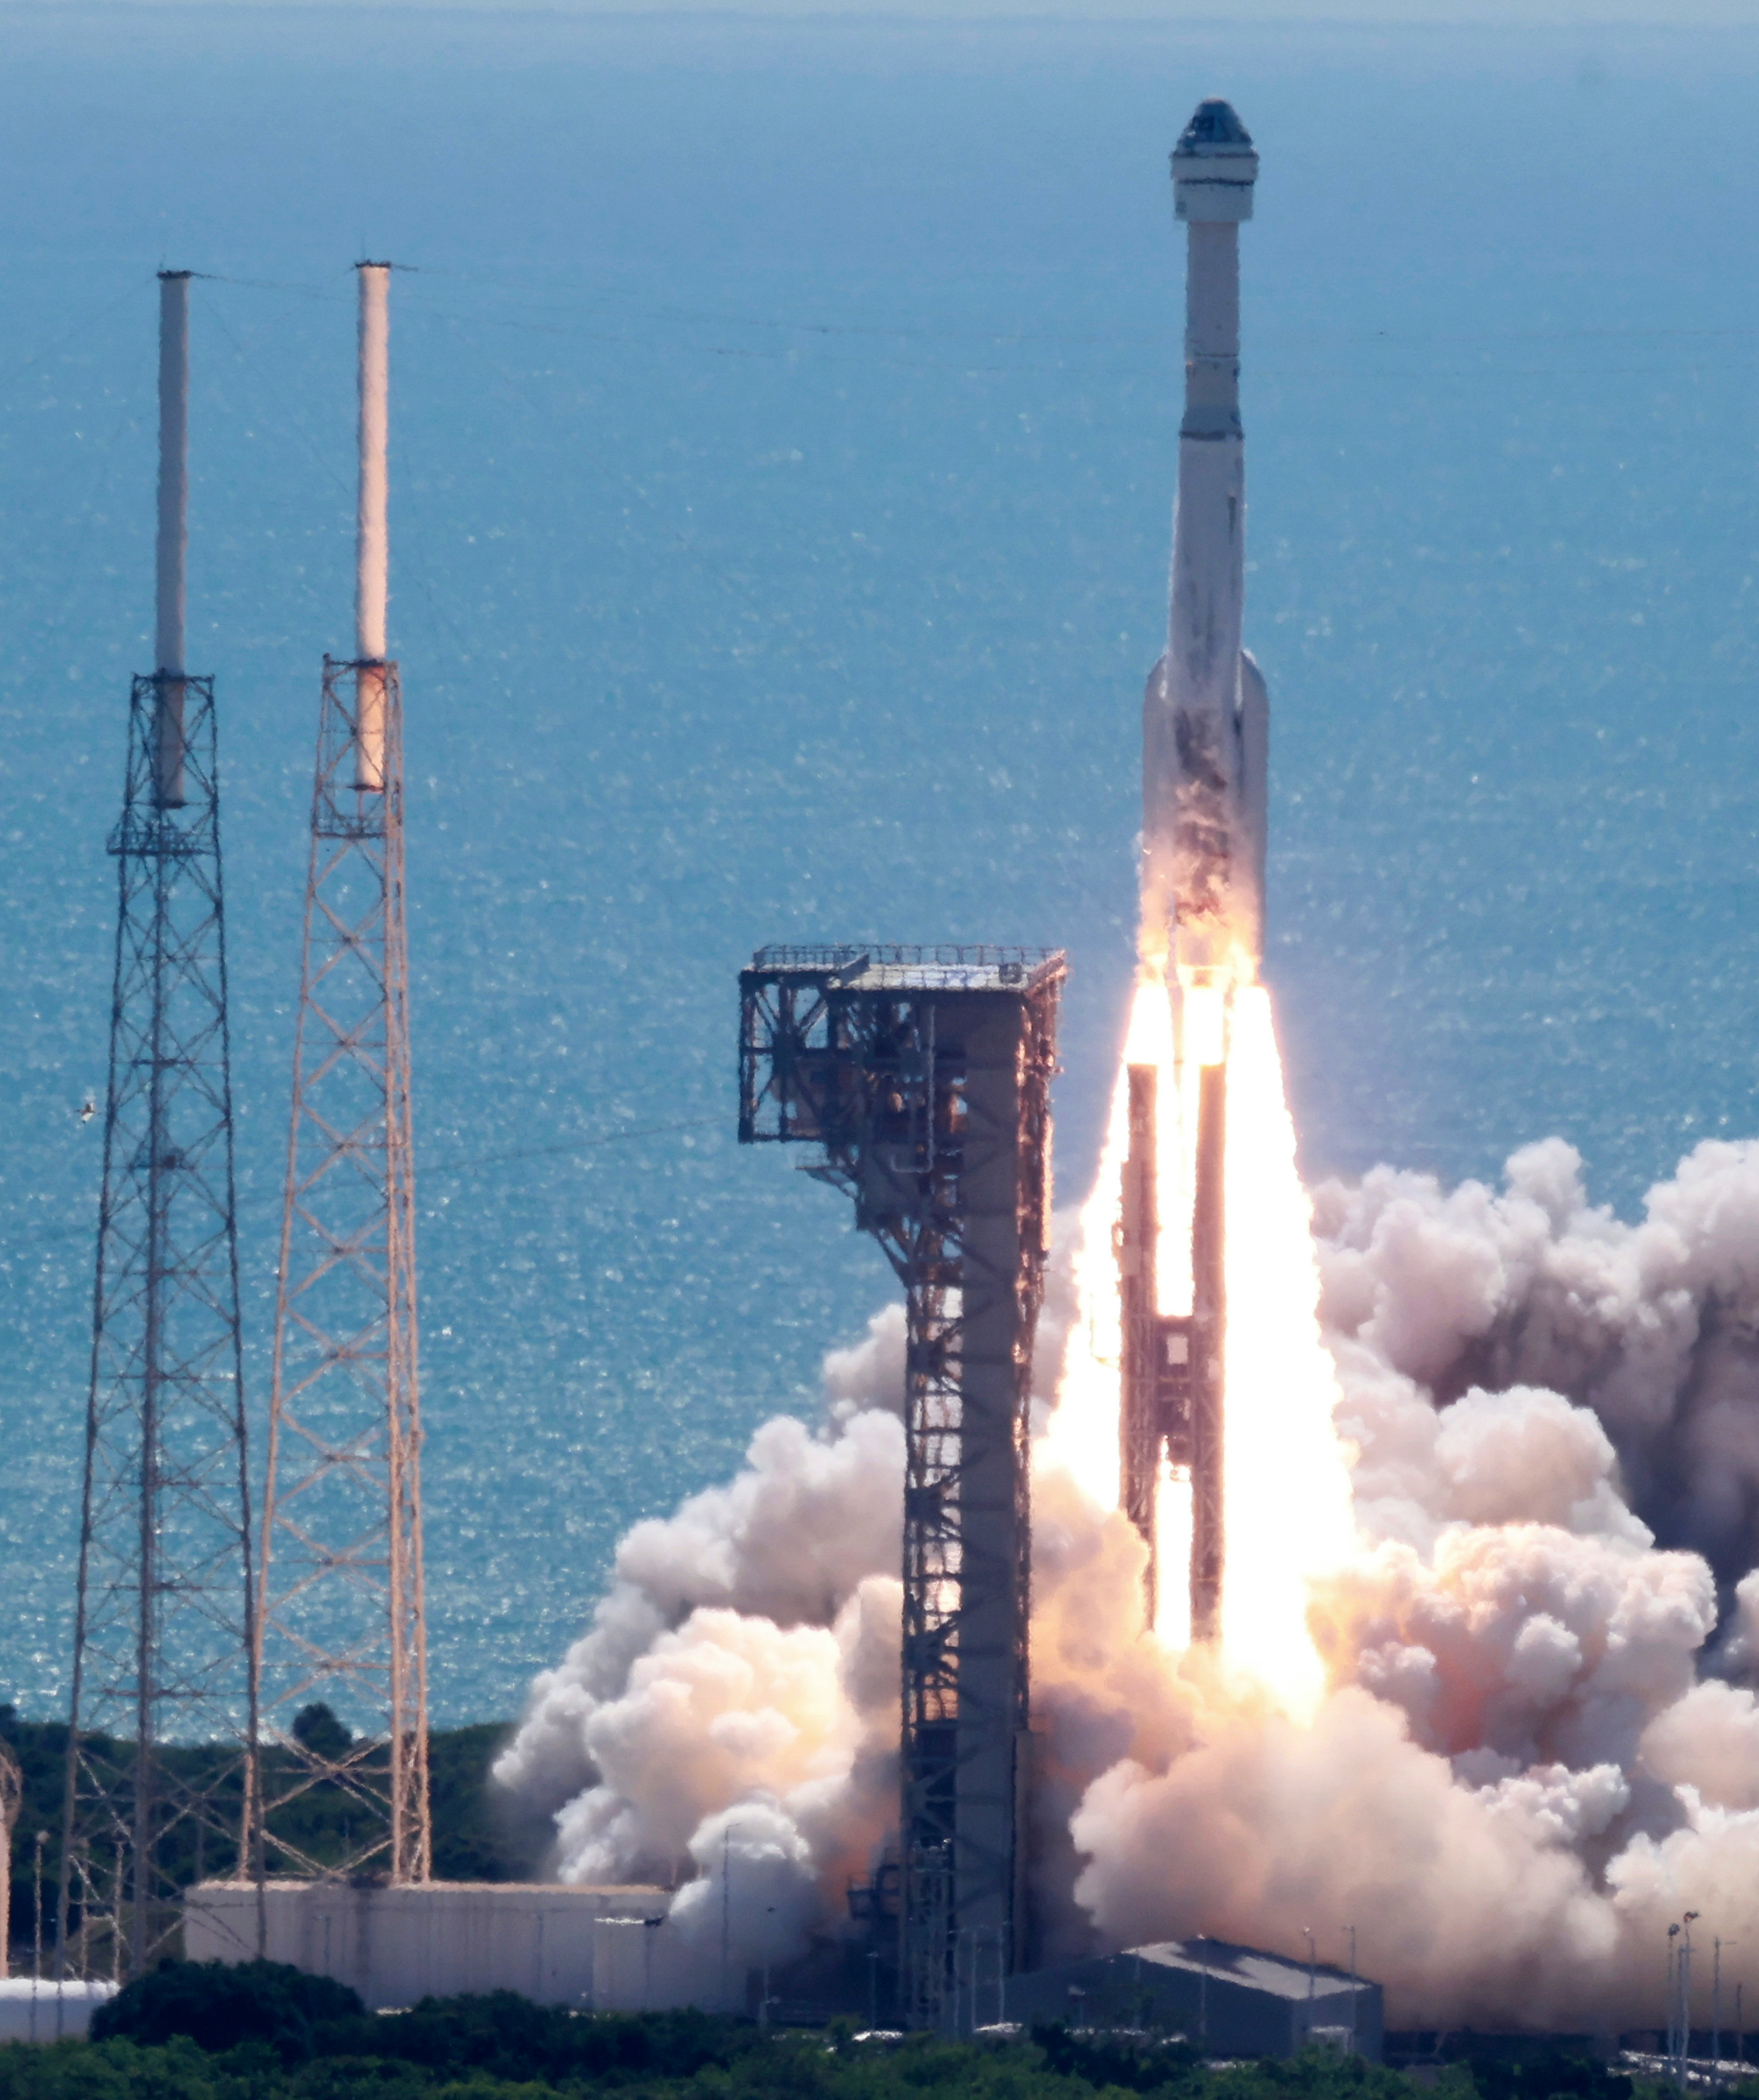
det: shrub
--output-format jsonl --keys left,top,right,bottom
{"left": 1032, "top": 2022, "right": 1203, "bottom": 2093}
{"left": 90, "top": 1960, "right": 365, "bottom": 2063}
{"left": 330, "top": 1994, "right": 756, "bottom": 2084}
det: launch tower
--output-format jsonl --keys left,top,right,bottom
{"left": 738, "top": 944, "right": 1063, "bottom": 2032}
{"left": 61, "top": 272, "right": 257, "bottom": 1975}
{"left": 254, "top": 262, "right": 430, "bottom": 1885}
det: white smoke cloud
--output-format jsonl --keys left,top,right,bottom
{"left": 501, "top": 1130, "right": 1759, "bottom": 2029}
{"left": 496, "top": 1397, "right": 905, "bottom": 1819}
{"left": 1062, "top": 1134, "right": 1759, "bottom": 2029}
{"left": 1314, "top": 1135, "right": 1759, "bottom": 1590}
{"left": 490, "top": 1224, "right": 1096, "bottom": 1999}
{"left": 493, "top": 1326, "right": 909, "bottom": 1997}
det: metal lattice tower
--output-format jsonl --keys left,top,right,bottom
{"left": 253, "top": 262, "right": 430, "bottom": 1884}
{"left": 738, "top": 944, "right": 1063, "bottom": 2031}
{"left": 1, "top": 1739, "right": 20, "bottom": 1978}
{"left": 60, "top": 271, "right": 258, "bottom": 1977}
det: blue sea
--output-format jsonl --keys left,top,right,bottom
{"left": 3, "top": 4, "right": 1758, "bottom": 1725}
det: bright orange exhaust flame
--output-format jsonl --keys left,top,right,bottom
{"left": 1041, "top": 974, "right": 1356, "bottom": 1717}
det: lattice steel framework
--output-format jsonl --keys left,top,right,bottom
{"left": 61, "top": 672, "right": 257, "bottom": 1975}
{"left": 1, "top": 1738, "right": 19, "bottom": 1978}
{"left": 739, "top": 943, "right": 1062, "bottom": 2031}
{"left": 253, "top": 654, "right": 430, "bottom": 1884}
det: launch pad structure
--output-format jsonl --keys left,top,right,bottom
{"left": 738, "top": 943, "right": 1064, "bottom": 2033}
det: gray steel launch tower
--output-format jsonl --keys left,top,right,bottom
{"left": 739, "top": 946, "right": 1063, "bottom": 2030}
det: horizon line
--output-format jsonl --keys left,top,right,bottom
{"left": 1, "top": 0, "right": 1754, "bottom": 26}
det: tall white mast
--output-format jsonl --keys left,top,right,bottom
{"left": 154, "top": 270, "right": 190, "bottom": 805}
{"left": 353, "top": 260, "right": 390, "bottom": 791}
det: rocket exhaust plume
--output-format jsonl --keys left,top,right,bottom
{"left": 153, "top": 270, "right": 190, "bottom": 808}
{"left": 353, "top": 261, "right": 390, "bottom": 792}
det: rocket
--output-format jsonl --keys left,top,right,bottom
{"left": 1120, "top": 99, "right": 1263, "bottom": 1645}
{"left": 1141, "top": 98, "right": 1267, "bottom": 1029}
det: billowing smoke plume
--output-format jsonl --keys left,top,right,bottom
{"left": 1063, "top": 1133, "right": 1759, "bottom": 2028}
{"left": 499, "top": 1128, "right": 1759, "bottom": 2028}
{"left": 1318, "top": 1136, "right": 1759, "bottom": 1596}
{"left": 495, "top": 1260, "right": 1083, "bottom": 2000}
{"left": 493, "top": 1317, "right": 909, "bottom": 1998}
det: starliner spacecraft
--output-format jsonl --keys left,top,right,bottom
{"left": 1120, "top": 98, "right": 1263, "bottom": 1643}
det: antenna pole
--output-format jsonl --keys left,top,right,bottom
{"left": 153, "top": 271, "right": 190, "bottom": 805}
{"left": 353, "top": 262, "right": 390, "bottom": 790}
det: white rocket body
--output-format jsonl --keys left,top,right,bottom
{"left": 1141, "top": 100, "right": 1267, "bottom": 1026}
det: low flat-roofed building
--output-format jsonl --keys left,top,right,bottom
{"left": 184, "top": 1879, "right": 671, "bottom": 2011}
{"left": 1006, "top": 1938, "right": 1382, "bottom": 2060}
{"left": 0, "top": 1980, "right": 118, "bottom": 2043}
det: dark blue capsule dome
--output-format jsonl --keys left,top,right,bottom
{"left": 1176, "top": 99, "right": 1254, "bottom": 154}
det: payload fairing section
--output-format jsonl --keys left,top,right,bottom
{"left": 1122, "top": 98, "right": 1264, "bottom": 1642}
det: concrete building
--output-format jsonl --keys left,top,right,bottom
{"left": 0, "top": 1980, "right": 118, "bottom": 2043}
{"left": 184, "top": 1880, "right": 671, "bottom": 2011}
{"left": 1006, "top": 1938, "right": 1382, "bottom": 2060}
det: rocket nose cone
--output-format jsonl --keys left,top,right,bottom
{"left": 1174, "top": 98, "right": 1255, "bottom": 157}
{"left": 1171, "top": 96, "right": 1257, "bottom": 219}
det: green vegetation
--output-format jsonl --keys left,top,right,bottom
{"left": 1444, "top": 2045, "right": 1633, "bottom": 2100}
{"left": 0, "top": 2014, "right": 1403, "bottom": 2100}
{"left": 89, "top": 1960, "right": 366, "bottom": 2059}
{"left": 1, "top": 1710, "right": 538, "bottom": 1950}
{"left": 0, "top": 1969, "right": 1721, "bottom": 2100}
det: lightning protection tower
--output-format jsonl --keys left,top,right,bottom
{"left": 254, "top": 262, "right": 430, "bottom": 1885}
{"left": 60, "top": 271, "right": 257, "bottom": 1978}
{"left": 738, "top": 944, "right": 1064, "bottom": 2032}
{"left": 1, "top": 1738, "right": 19, "bottom": 1977}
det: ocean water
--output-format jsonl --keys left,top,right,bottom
{"left": 3, "top": 5, "right": 1758, "bottom": 1724}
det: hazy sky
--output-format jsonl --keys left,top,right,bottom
{"left": 57, "top": 0, "right": 1759, "bottom": 21}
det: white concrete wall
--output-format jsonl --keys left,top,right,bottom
{"left": 590, "top": 1916, "right": 700, "bottom": 2012}
{"left": 183, "top": 1881, "right": 671, "bottom": 2011}
{"left": 0, "top": 1979, "right": 118, "bottom": 2043}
